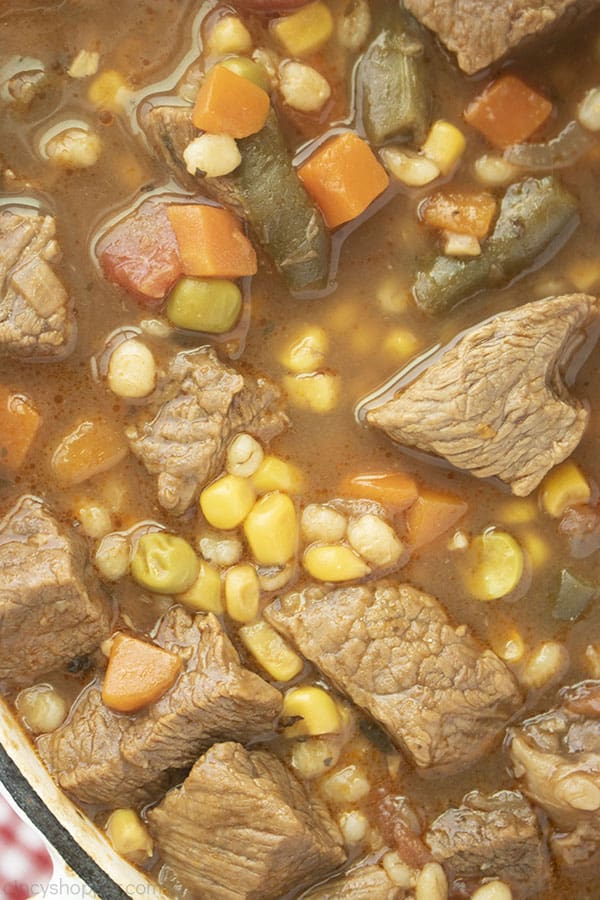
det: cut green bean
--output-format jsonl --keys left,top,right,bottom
{"left": 553, "top": 569, "right": 596, "bottom": 621}
{"left": 413, "top": 176, "right": 579, "bottom": 315}
{"left": 360, "top": 0, "right": 430, "bottom": 146}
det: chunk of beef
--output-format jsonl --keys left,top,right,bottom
{"left": 147, "top": 741, "right": 346, "bottom": 900}
{"left": 0, "top": 495, "right": 111, "bottom": 689}
{"left": 265, "top": 581, "right": 522, "bottom": 774}
{"left": 367, "top": 294, "right": 600, "bottom": 497}
{"left": 126, "top": 347, "right": 288, "bottom": 514}
{"left": 304, "top": 864, "right": 403, "bottom": 899}
{"left": 142, "top": 105, "right": 199, "bottom": 189}
{"left": 38, "top": 608, "right": 282, "bottom": 805}
{"left": 404, "top": 0, "right": 599, "bottom": 74}
{"left": 0, "top": 208, "right": 75, "bottom": 359}
{"left": 507, "top": 681, "right": 600, "bottom": 868}
{"left": 425, "top": 790, "right": 550, "bottom": 897}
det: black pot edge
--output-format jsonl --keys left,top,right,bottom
{"left": 0, "top": 742, "right": 128, "bottom": 900}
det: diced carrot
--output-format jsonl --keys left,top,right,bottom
{"left": 51, "top": 418, "right": 128, "bottom": 486}
{"left": 420, "top": 191, "right": 497, "bottom": 239}
{"left": 167, "top": 204, "right": 257, "bottom": 278}
{"left": 97, "top": 200, "right": 181, "bottom": 304}
{"left": 298, "top": 131, "right": 389, "bottom": 229}
{"left": 464, "top": 74, "right": 553, "bottom": 148}
{"left": 102, "top": 634, "right": 182, "bottom": 713}
{"left": 0, "top": 386, "right": 40, "bottom": 477}
{"left": 405, "top": 488, "right": 467, "bottom": 548}
{"left": 341, "top": 471, "right": 419, "bottom": 511}
{"left": 192, "top": 65, "right": 270, "bottom": 139}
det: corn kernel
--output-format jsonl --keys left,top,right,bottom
{"left": 87, "top": 70, "right": 130, "bottom": 111}
{"left": 200, "top": 474, "right": 256, "bottom": 530}
{"left": 225, "top": 563, "right": 260, "bottom": 623}
{"left": 443, "top": 231, "right": 481, "bottom": 257}
{"left": 68, "top": 50, "right": 100, "bottom": 79}
{"left": 382, "top": 327, "right": 420, "bottom": 361}
{"left": 303, "top": 543, "right": 370, "bottom": 582}
{"left": 239, "top": 620, "right": 303, "bottom": 681}
{"left": 75, "top": 500, "right": 112, "bottom": 539}
{"left": 415, "top": 862, "right": 448, "bottom": 900}
{"left": 347, "top": 514, "right": 404, "bottom": 568}
{"left": 568, "top": 259, "right": 600, "bottom": 292}
{"left": 520, "top": 530, "right": 550, "bottom": 568}
{"left": 252, "top": 455, "right": 304, "bottom": 495}
{"left": 337, "top": 0, "right": 371, "bottom": 51}
{"left": 282, "top": 685, "right": 342, "bottom": 737}
{"left": 183, "top": 133, "right": 241, "bottom": 178}
{"left": 279, "top": 324, "right": 328, "bottom": 373}
{"left": 376, "top": 276, "right": 410, "bottom": 315}
{"left": 473, "top": 154, "right": 519, "bottom": 187}
{"left": 520, "top": 641, "right": 569, "bottom": 690}
{"left": 422, "top": 120, "right": 466, "bottom": 175}
{"left": 578, "top": 86, "right": 600, "bottom": 132}
{"left": 540, "top": 461, "right": 591, "bottom": 518}
{"left": 465, "top": 530, "right": 524, "bottom": 601}
{"left": 380, "top": 147, "right": 440, "bottom": 186}
{"left": 226, "top": 433, "right": 264, "bottom": 478}
{"left": 244, "top": 491, "right": 298, "bottom": 565}
{"left": 279, "top": 61, "right": 331, "bottom": 113}
{"left": 471, "top": 880, "right": 513, "bottom": 900}
{"left": 105, "top": 809, "right": 153, "bottom": 865}
{"left": 291, "top": 736, "right": 341, "bottom": 779}
{"left": 272, "top": 2, "right": 334, "bottom": 57}
{"left": 301, "top": 504, "right": 347, "bottom": 543}
{"left": 180, "top": 560, "right": 223, "bottom": 613}
{"left": 584, "top": 643, "right": 600, "bottom": 678}
{"left": 322, "top": 765, "right": 370, "bottom": 804}
{"left": 208, "top": 15, "right": 253, "bottom": 55}
{"left": 382, "top": 852, "right": 414, "bottom": 889}
{"left": 492, "top": 628, "right": 526, "bottom": 664}
{"left": 94, "top": 532, "right": 130, "bottom": 581}
{"left": 283, "top": 371, "right": 341, "bottom": 413}
{"left": 339, "top": 809, "right": 369, "bottom": 844}
{"left": 45, "top": 127, "right": 102, "bottom": 169}
{"left": 107, "top": 338, "right": 156, "bottom": 399}
{"left": 497, "top": 498, "right": 538, "bottom": 525}
{"left": 198, "top": 533, "right": 243, "bottom": 567}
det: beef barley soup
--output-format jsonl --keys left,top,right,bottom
{"left": 1, "top": 1, "right": 600, "bottom": 897}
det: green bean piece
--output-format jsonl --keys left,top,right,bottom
{"left": 131, "top": 533, "right": 199, "bottom": 595}
{"left": 231, "top": 112, "right": 331, "bottom": 293}
{"left": 413, "top": 176, "right": 579, "bottom": 315}
{"left": 360, "top": 1, "right": 430, "bottom": 146}
{"left": 553, "top": 569, "right": 597, "bottom": 621}
{"left": 167, "top": 277, "right": 242, "bottom": 333}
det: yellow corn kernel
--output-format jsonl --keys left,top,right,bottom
{"left": 279, "top": 324, "right": 328, "bottom": 373}
{"left": 520, "top": 530, "right": 550, "bottom": 568}
{"left": 567, "top": 259, "right": 600, "bottom": 292}
{"left": 290, "top": 735, "right": 341, "bottom": 779}
{"left": 208, "top": 15, "right": 253, "bottom": 55}
{"left": 283, "top": 371, "right": 341, "bottom": 413}
{"left": 240, "top": 620, "right": 303, "bottom": 681}
{"left": 497, "top": 497, "right": 538, "bottom": 525}
{"left": 244, "top": 491, "right": 298, "bottom": 565}
{"left": 252, "top": 455, "right": 304, "bottom": 495}
{"left": 272, "top": 2, "right": 333, "bottom": 57}
{"left": 303, "top": 543, "right": 370, "bottom": 582}
{"left": 225, "top": 563, "right": 260, "bottom": 623}
{"left": 180, "top": 560, "right": 223, "bottom": 614}
{"left": 584, "top": 643, "right": 600, "bottom": 678}
{"left": 87, "top": 70, "right": 130, "bottom": 112}
{"left": 105, "top": 809, "right": 153, "bottom": 865}
{"left": 520, "top": 641, "right": 569, "bottom": 690}
{"left": 471, "top": 881, "right": 513, "bottom": 900}
{"left": 282, "top": 686, "right": 342, "bottom": 738}
{"left": 322, "top": 764, "right": 370, "bottom": 804}
{"left": 200, "top": 474, "right": 256, "bottom": 530}
{"left": 491, "top": 628, "right": 526, "bottom": 664}
{"left": 422, "top": 120, "right": 466, "bottom": 175}
{"left": 376, "top": 276, "right": 410, "bottom": 315}
{"left": 540, "top": 461, "right": 591, "bottom": 518}
{"left": 301, "top": 504, "right": 347, "bottom": 543}
{"left": 465, "top": 530, "right": 524, "bottom": 601}
{"left": 382, "top": 327, "right": 420, "bottom": 361}
{"left": 380, "top": 147, "right": 440, "bottom": 187}
{"left": 381, "top": 851, "right": 414, "bottom": 889}
{"left": 415, "top": 863, "right": 448, "bottom": 900}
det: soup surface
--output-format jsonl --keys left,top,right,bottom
{"left": 0, "top": 1, "right": 599, "bottom": 898}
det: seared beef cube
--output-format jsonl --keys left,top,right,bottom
{"left": 425, "top": 790, "right": 550, "bottom": 897}
{"left": 147, "top": 741, "right": 346, "bottom": 900}
{"left": 0, "top": 208, "right": 75, "bottom": 359}
{"left": 367, "top": 294, "right": 600, "bottom": 497}
{"left": 142, "top": 105, "right": 198, "bottom": 189}
{"left": 265, "top": 581, "right": 521, "bottom": 774}
{"left": 0, "top": 495, "right": 111, "bottom": 689}
{"left": 304, "top": 864, "right": 403, "bottom": 899}
{"left": 38, "top": 608, "right": 282, "bottom": 805}
{"left": 404, "top": 0, "right": 599, "bottom": 74}
{"left": 508, "top": 681, "right": 600, "bottom": 868}
{"left": 126, "top": 347, "right": 288, "bottom": 515}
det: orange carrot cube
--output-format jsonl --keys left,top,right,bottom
{"left": 341, "top": 471, "right": 419, "bottom": 511}
{"left": 102, "top": 634, "right": 182, "bottom": 714}
{"left": 192, "top": 65, "right": 270, "bottom": 139}
{"left": 420, "top": 191, "right": 497, "bottom": 239}
{"left": 0, "top": 387, "right": 40, "bottom": 476}
{"left": 298, "top": 131, "right": 389, "bottom": 228}
{"left": 405, "top": 488, "right": 467, "bottom": 548}
{"left": 167, "top": 204, "right": 257, "bottom": 278}
{"left": 464, "top": 75, "right": 552, "bottom": 148}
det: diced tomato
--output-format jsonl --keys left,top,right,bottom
{"left": 96, "top": 201, "right": 182, "bottom": 305}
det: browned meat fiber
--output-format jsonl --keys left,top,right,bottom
{"left": 367, "top": 294, "right": 600, "bottom": 497}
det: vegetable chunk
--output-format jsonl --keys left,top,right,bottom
{"left": 167, "top": 204, "right": 257, "bottom": 278}
{"left": 298, "top": 132, "right": 389, "bottom": 228}
{"left": 102, "top": 634, "right": 182, "bottom": 713}
{"left": 0, "top": 386, "right": 40, "bottom": 476}
{"left": 464, "top": 75, "right": 553, "bottom": 148}
{"left": 421, "top": 191, "right": 497, "bottom": 239}
{"left": 192, "top": 65, "right": 270, "bottom": 139}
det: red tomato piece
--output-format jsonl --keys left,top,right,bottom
{"left": 97, "top": 201, "right": 182, "bottom": 305}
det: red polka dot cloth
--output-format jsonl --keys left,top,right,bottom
{"left": 0, "top": 793, "right": 52, "bottom": 900}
